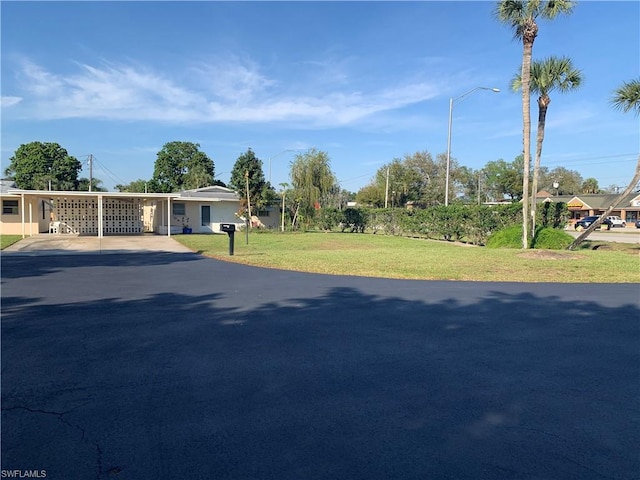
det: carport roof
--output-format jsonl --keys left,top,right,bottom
{"left": 7, "top": 188, "right": 180, "bottom": 199}
{"left": 6, "top": 186, "right": 241, "bottom": 202}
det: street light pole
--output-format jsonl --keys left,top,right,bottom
{"left": 445, "top": 86, "right": 500, "bottom": 206}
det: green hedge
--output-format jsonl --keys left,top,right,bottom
{"left": 307, "top": 202, "right": 569, "bottom": 247}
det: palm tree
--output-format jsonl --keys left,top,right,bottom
{"left": 495, "top": 0, "right": 575, "bottom": 248}
{"left": 511, "top": 56, "right": 583, "bottom": 233}
{"left": 612, "top": 78, "right": 640, "bottom": 116}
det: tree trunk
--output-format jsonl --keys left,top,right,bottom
{"left": 567, "top": 155, "right": 640, "bottom": 250}
{"left": 530, "top": 96, "right": 549, "bottom": 236}
{"left": 520, "top": 40, "right": 534, "bottom": 249}
{"left": 292, "top": 201, "right": 301, "bottom": 230}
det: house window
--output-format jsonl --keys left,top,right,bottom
{"left": 172, "top": 203, "right": 186, "bottom": 216}
{"left": 257, "top": 209, "right": 270, "bottom": 217}
{"left": 3, "top": 200, "right": 19, "bottom": 215}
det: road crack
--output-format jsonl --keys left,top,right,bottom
{"left": 2, "top": 405, "right": 107, "bottom": 479}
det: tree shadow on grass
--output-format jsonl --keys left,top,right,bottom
{"left": 1, "top": 278, "right": 638, "bottom": 480}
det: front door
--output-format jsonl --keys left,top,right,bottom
{"left": 200, "top": 205, "right": 212, "bottom": 232}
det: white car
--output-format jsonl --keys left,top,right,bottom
{"left": 606, "top": 216, "right": 627, "bottom": 228}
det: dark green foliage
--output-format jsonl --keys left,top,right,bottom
{"left": 538, "top": 201, "right": 569, "bottom": 228}
{"left": 306, "top": 202, "right": 573, "bottom": 249}
{"left": 229, "top": 148, "right": 274, "bottom": 215}
{"left": 76, "top": 177, "right": 107, "bottom": 192}
{"left": 531, "top": 227, "right": 574, "bottom": 249}
{"left": 310, "top": 203, "right": 525, "bottom": 246}
{"left": 5, "top": 142, "right": 82, "bottom": 190}
{"left": 317, "top": 208, "right": 342, "bottom": 231}
{"left": 341, "top": 208, "right": 368, "bottom": 233}
{"left": 152, "top": 141, "right": 214, "bottom": 192}
{"left": 115, "top": 179, "right": 149, "bottom": 193}
{"left": 315, "top": 207, "right": 369, "bottom": 233}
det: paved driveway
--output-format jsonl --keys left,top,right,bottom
{"left": 2, "top": 234, "right": 193, "bottom": 255}
{"left": 1, "top": 252, "right": 638, "bottom": 479}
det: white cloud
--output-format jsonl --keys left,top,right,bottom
{"left": 8, "top": 57, "right": 444, "bottom": 128}
{"left": 1, "top": 96, "right": 22, "bottom": 107}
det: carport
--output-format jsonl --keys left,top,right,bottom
{"left": 6, "top": 188, "right": 181, "bottom": 238}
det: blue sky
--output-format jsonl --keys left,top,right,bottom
{"left": 2, "top": 1, "right": 639, "bottom": 193}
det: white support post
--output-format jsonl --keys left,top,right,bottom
{"left": 29, "top": 201, "right": 33, "bottom": 236}
{"left": 21, "top": 194, "right": 25, "bottom": 238}
{"left": 167, "top": 197, "right": 171, "bottom": 237}
{"left": 98, "top": 195, "right": 104, "bottom": 238}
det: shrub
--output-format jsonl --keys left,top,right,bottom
{"left": 485, "top": 225, "right": 522, "bottom": 249}
{"left": 487, "top": 225, "right": 573, "bottom": 250}
{"left": 531, "top": 227, "right": 574, "bottom": 250}
{"left": 341, "top": 207, "right": 368, "bottom": 233}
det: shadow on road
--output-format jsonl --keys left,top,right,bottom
{"left": 2, "top": 272, "right": 638, "bottom": 480}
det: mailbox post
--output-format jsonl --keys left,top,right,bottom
{"left": 220, "top": 223, "right": 236, "bottom": 255}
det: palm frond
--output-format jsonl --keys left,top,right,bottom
{"left": 612, "top": 78, "right": 640, "bottom": 116}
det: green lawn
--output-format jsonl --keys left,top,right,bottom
{"left": 174, "top": 231, "right": 640, "bottom": 283}
{"left": 1, "top": 235, "right": 23, "bottom": 250}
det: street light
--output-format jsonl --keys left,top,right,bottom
{"left": 445, "top": 86, "right": 500, "bottom": 206}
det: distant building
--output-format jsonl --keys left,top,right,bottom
{"left": 537, "top": 191, "right": 640, "bottom": 225}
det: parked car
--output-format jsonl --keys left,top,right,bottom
{"left": 635, "top": 219, "right": 640, "bottom": 228}
{"left": 606, "top": 216, "right": 627, "bottom": 228}
{"left": 574, "top": 216, "right": 612, "bottom": 231}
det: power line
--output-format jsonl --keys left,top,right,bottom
{"left": 91, "top": 156, "right": 129, "bottom": 187}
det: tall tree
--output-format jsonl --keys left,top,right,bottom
{"left": 356, "top": 184, "right": 385, "bottom": 207}
{"left": 546, "top": 166, "right": 583, "bottom": 195}
{"left": 289, "top": 148, "right": 337, "bottom": 228}
{"left": 511, "top": 56, "right": 583, "bottom": 232}
{"left": 151, "top": 141, "right": 214, "bottom": 192}
{"left": 357, "top": 151, "right": 453, "bottom": 208}
{"left": 229, "top": 148, "right": 273, "bottom": 215}
{"left": 581, "top": 178, "right": 600, "bottom": 194}
{"left": 5, "top": 141, "right": 82, "bottom": 190}
{"left": 483, "top": 156, "right": 525, "bottom": 201}
{"left": 568, "top": 79, "right": 640, "bottom": 250}
{"left": 495, "top": 0, "right": 575, "bottom": 248}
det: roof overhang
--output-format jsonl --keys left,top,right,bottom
{"left": 7, "top": 189, "right": 181, "bottom": 200}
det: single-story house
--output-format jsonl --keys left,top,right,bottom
{"left": 0, "top": 184, "right": 248, "bottom": 237}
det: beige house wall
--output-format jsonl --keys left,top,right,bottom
{"left": 1, "top": 195, "right": 48, "bottom": 236}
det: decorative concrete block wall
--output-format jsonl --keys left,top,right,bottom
{"left": 55, "top": 197, "right": 143, "bottom": 235}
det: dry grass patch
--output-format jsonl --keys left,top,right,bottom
{"left": 518, "top": 251, "right": 584, "bottom": 260}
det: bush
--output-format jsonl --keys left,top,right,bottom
{"left": 531, "top": 227, "right": 574, "bottom": 250}
{"left": 485, "top": 225, "right": 522, "bottom": 249}
{"left": 487, "top": 225, "right": 573, "bottom": 250}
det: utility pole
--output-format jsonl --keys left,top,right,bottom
{"left": 245, "top": 170, "right": 252, "bottom": 228}
{"left": 88, "top": 154, "right": 93, "bottom": 192}
{"left": 384, "top": 167, "right": 389, "bottom": 208}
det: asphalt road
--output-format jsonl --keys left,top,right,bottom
{"left": 567, "top": 228, "right": 640, "bottom": 244}
{"left": 1, "top": 252, "right": 638, "bottom": 480}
